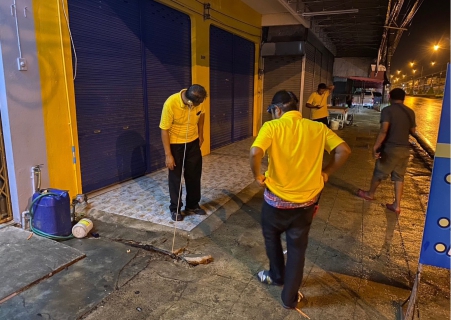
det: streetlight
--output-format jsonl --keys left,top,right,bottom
{"left": 410, "top": 62, "right": 415, "bottom": 67}
{"left": 431, "top": 61, "right": 436, "bottom": 66}
{"left": 397, "top": 70, "right": 401, "bottom": 75}
{"left": 434, "top": 44, "right": 440, "bottom": 51}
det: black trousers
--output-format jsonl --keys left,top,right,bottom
{"left": 168, "top": 139, "right": 202, "bottom": 212}
{"left": 313, "top": 116, "right": 329, "bottom": 127}
{"left": 261, "top": 200, "right": 315, "bottom": 308}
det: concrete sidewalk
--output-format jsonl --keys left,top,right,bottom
{"left": 0, "top": 108, "right": 449, "bottom": 320}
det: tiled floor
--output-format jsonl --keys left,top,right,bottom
{"left": 80, "top": 138, "right": 265, "bottom": 231}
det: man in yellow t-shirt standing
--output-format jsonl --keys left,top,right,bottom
{"left": 250, "top": 90, "right": 350, "bottom": 309}
{"left": 160, "top": 84, "right": 207, "bottom": 221}
{"left": 306, "top": 83, "right": 335, "bottom": 127}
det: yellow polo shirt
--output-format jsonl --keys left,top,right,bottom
{"left": 252, "top": 111, "right": 344, "bottom": 203}
{"left": 307, "top": 91, "right": 330, "bottom": 120}
{"left": 159, "top": 90, "right": 205, "bottom": 144}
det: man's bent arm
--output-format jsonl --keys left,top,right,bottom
{"left": 373, "top": 122, "right": 389, "bottom": 152}
{"left": 322, "top": 142, "right": 351, "bottom": 178}
{"left": 250, "top": 146, "right": 266, "bottom": 185}
{"left": 198, "top": 113, "right": 205, "bottom": 146}
{"left": 306, "top": 103, "right": 319, "bottom": 109}
{"left": 161, "top": 129, "right": 172, "bottom": 156}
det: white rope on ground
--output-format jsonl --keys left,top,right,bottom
{"left": 404, "top": 264, "right": 423, "bottom": 320}
{"left": 171, "top": 102, "right": 193, "bottom": 253}
{"left": 295, "top": 307, "right": 311, "bottom": 319}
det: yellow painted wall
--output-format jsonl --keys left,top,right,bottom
{"left": 158, "top": 0, "right": 263, "bottom": 154}
{"left": 32, "top": 0, "right": 82, "bottom": 197}
{"left": 33, "top": 0, "right": 261, "bottom": 194}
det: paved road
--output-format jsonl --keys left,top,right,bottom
{"left": 405, "top": 96, "right": 443, "bottom": 146}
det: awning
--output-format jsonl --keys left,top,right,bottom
{"left": 348, "top": 76, "right": 384, "bottom": 83}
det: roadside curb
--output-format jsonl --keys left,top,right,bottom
{"left": 412, "top": 132, "right": 436, "bottom": 158}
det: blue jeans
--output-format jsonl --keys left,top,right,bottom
{"left": 261, "top": 200, "right": 315, "bottom": 308}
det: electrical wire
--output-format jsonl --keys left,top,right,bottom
{"left": 167, "top": 0, "right": 204, "bottom": 16}
{"left": 210, "top": 17, "right": 260, "bottom": 38}
{"left": 60, "top": 0, "right": 77, "bottom": 80}
{"left": 208, "top": 8, "right": 260, "bottom": 30}
{"left": 170, "top": 0, "right": 261, "bottom": 38}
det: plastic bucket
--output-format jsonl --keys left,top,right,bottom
{"left": 72, "top": 218, "right": 93, "bottom": 238}
{"left": 330, "top": 120, "right": 340, "bottom": 130}
{"left": 31, "top": 189, "right": 72, "bottom": 236}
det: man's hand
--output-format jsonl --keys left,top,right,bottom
{"left": 315, "top": 105, "right": 322, "bottom": 109}
{"left": 321, "top": 172, "right": 329, "bottom": 183}
{"left": 199, "top": 136, "right": 204, "bottom": 147}
{"left": 165, "top": 155, "right": 176, "bottom": 170}
{"left": 372, "top": 148, "right": 381, "bottom": 159}
{"left": 255, "top": 174, "right": 266, "bottom": 187}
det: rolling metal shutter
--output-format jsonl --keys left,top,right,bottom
{"left": 322, "top": 53, "right": 329, "bottom": 84}
{"left": 142, "top": 1, "right": 192, "bottom": 172}
{"left": 303, "top": 42, "right": 316, "bottom": 118}
{"left": 69, "top": 0, "right": 191, "bottom": 193}
{"left": 210, "top": 26, "right": 234, "bottom": 150}
{"left": 210, "top": 26, "right": 255, "bottom": 149}
{"left": 314, "top": 49, "right": 322, "bottom": 88}
{"left": 232, "top": 36, "right": 255, "bottom": 142}
{"left": 263, "top": 56, "right": 303, "bottom": 124}
{"left": 328, "top": 56, "right": 334, "bottom": 84}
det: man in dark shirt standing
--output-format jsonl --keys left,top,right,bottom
{"left": 357, "top": 88, "right": 416, "bottom": 214}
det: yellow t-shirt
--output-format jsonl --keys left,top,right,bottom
{"left": 307, "top": 91, "right": 330, "bottom": 120}
{"left": 252, "top": 111, "right": 344, "bottom": 203}
{"left": 159, "top": 90, "right": 205, "bottom": 144}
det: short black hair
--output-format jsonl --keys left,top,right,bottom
{"left": 389, "top": 88, "right": 406, "bottom": 101}
{"left": 186, "top": 84, "right": 207, "bottom": 104}
{"left": 271, "top": 90, "right": 299, "bottom": 112}
{"left": 318, "top": 83, "right": 327, "bottom": 90}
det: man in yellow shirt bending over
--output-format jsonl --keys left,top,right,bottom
{"left": 250, "top": 90, "right": 350, "bottom": 310}
{"left": 160, "top": 84, "right": 207, "bottom": 221}
{"left": 306, "top": 83, "right": 335, "bottom": 127}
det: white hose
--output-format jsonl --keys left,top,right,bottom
{"left": 171, "top": 101, "right": 193, "bottom": 253}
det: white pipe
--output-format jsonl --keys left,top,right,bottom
{"left": 12, "top": 0, "right": 23, "bottom": 58}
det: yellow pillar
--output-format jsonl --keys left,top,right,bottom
{"left": 33, "top": 0, "right": 81, "bottom": 196}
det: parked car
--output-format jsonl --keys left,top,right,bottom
{"left": 352, "top": 91, "right": 374, "bottom": 107}
{"left": 372, "top": 92, "right": 382, "bottom": 107}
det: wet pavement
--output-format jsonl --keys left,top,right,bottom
{"left": 0, "top": 108, "right": 449, "bottom": 320}
{"left": 405, "top": 96, "right": 443, "bottom": 147}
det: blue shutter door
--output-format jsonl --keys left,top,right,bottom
{"left": 69, "top": 0, "right": 145, "bottom": 193}
{"left": 69, "top": 0, "right": 191, "bottom": 193}
{"left": 210, "top": 26, "right": 233, "bottom": 150}
{"left": 232, "top": 35, "right": 255, "bottom": 142}
{"left": 142, "top": 1, "right": 192, "bottom": 172}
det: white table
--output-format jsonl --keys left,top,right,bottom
{"left": 328, "top": 106, "right": 350, "bottom": 128}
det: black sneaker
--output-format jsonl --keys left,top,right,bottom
{"left": 282, "top": 291, "right": 304, "bottom": 309}
{"left": 256, "top": 270, "right": 283, "bottom": 286}
{"left": 185, "top": 206, "right": 206, "bottom": 215}
{"left": 171, "top": 210, "right": 184, "bottom": 221}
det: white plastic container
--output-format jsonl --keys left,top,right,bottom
{"left": 330, "top": 120, "right": 340, "bottom": 130}
{"left": 72, "top": 218, "right": 93, "bottom": 238}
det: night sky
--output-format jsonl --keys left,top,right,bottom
{"left": 391, "top": 0, "right": 450, "bottom": 77}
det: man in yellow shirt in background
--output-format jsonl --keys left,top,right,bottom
{"left": 160, "top": 84, "right": 207, "bottom": 221}
{"left": 306, "top": 83, "right": 335, "bottom": 126}
{"left": 250, "top": 90, "right": 350, "bottom": 309}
